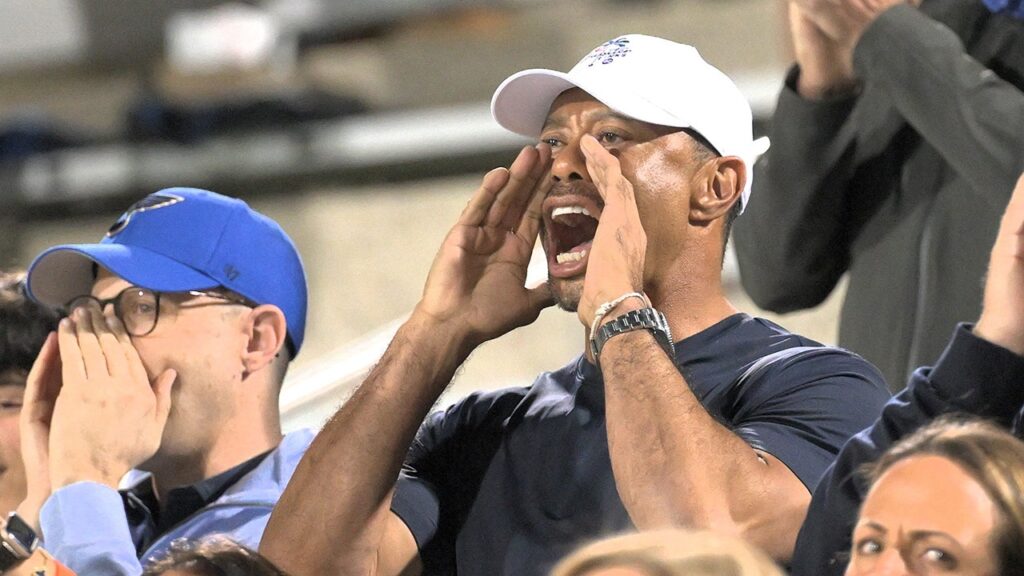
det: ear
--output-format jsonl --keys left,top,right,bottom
{"left": 241, "top": 304, "right": 288, "bottom": 376}
{"left": 690, "top": 156, "right": 746, "bottom": 223}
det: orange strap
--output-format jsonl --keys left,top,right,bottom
{"left": 22, "top": 548, "right": 77, "bottom": 576}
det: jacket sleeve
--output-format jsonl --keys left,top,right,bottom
{"left": 789, "top": 325, "right": 1024, "bottom": 576}
{"left": 734, "top": 3, "right": 1024, "bottom": 313}
{"left": 854, "top": 4, "right": 1024, "bottom": 197}
{"left": 732, "top": 66, "right": 866, "bottom": 313}
{"left": 40, "top": 482, "right": 143, "bottom": 576}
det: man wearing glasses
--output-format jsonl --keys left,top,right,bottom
{"left": 15, "top": 187, "right": 311, "bottom": 575}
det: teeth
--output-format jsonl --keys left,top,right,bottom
{"left": 556, "top": 249, "right": 588, "bottom": 264}
{"left": 551, "top": 206, "right": 592, "bottom": 221}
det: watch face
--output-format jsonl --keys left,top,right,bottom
{"left": 4, "top": 514, "right": 36, "bottom": 552}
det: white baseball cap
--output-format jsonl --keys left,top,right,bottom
{"left": 490, "top": 34, "right": 769, "bottom": 212}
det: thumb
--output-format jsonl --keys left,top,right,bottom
{"left": 527, "top": 283, "right": 556, "bottom": 314}
{"left": 153, "top": 369, "right": 177, "bottom": 427}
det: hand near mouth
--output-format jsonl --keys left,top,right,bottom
{"left": 415, "top": 144, "right": 556, "bottom": 347}
{"left": 576, "top": 135, "right": 648, "bottom": 329}
{"left": 18, "top": 331, "right": 62, "bottom": 531}
{"left": 48, "top": 307, "right": 176, "bottom": 491}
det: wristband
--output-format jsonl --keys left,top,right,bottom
{"left": 589, "top": 291, "right": 650, "bottom": 341}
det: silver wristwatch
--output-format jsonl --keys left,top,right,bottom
{"left": 590, "top": 307, "right": 675, "bottom": 362}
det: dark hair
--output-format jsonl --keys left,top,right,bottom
{"left": 0, "top": 271, "right": 59, "bottom": 376}
{"left": 866, "top": 418, "right": 1024, "bottom": 576}
{"left": 143, "top": 537, "right": 288, "bottom": 576}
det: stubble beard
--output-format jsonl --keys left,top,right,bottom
{"left": 548, "top": 275, "right": 583, "bottom": 313}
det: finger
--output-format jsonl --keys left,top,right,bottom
{"left": 152, "top": 369, "right": 177, "bottom": 429}
{"left": 998, "top": 173, "right": 1024, "bottom": 260}
{"left": 527, "top": 283, "right": 557, "bottom": 313}
{"left": 105, "top": 312, "right": 151, "bottom": 388}
{"left": 579, "top": 135, "right": 617, "bottom": 202}
{"left": 485, "top": 146, "right": 544, "bottom": 229}
{"left": 57, "top": 317, "right": 86, "bottom": 382}
{"left": 516, "top": 171, "right": 554, "bottom": 243}
{"left": 505, "top": 143, "right": 553, "bottom": 231}
{"left": 580, "top": 136, "right": 638, "bottom": 218}
{"left": 90, "top": 306, "right": 129, "bottom": 378}
{"left": 1006, "top": 173, "right": 1024, "bottom": 234}
{"left": 74, "top": 307, "right": 109, "bottom": 380}
{"left": 458, "top": 167, "right": 510, "bottom": 226}
{"left": 23, "top": 333, "right": 59, "bottom": 411}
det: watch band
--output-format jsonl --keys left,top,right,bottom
{"left": 590, "top": 307, "right": 675, "bottom": 362}
{"left": 0, "top": 512, "right": 38, "bottom": 570}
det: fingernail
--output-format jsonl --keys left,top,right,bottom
{"left": 60, "top": 318, "right": 71, "bottom": 328}
{"left": 105, "top": 315, "right": 116, "bottom": 330}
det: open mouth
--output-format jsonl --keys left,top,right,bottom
{"left": 543, "top": 194, "right": 602, "bottom": 278}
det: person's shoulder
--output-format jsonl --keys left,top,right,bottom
{"left": 427, "top": 354, "right": 585, "bottom": 427}
{"left": 737, "top": 316, "right": 889, "bottom": 391}
{"left": 738, "top": 315, "right": 824, "bottom": 346}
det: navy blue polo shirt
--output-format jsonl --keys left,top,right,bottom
{"left": 391, "top": 313, "right": 890, "bottom": 575}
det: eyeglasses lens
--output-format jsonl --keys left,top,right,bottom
{"left": 120, "top": 289, "right": 158, "bottom": 336}
{"left": 65, "top": 289, "right": 159, "bottom": 336}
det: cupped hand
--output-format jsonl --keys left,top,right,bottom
{"left": 48, "top": 306, "right": 176, "bottom": 490}
{"left": 575, "top": 135, "right": 647, "bottom": 329}
{"left": 18, "top": 331, "right": 61, "bottom": 530}
{"left": 416, "top": 144, "right": 556, "bottom": 347}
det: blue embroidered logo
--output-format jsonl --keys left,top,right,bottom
{"left": 583, "top": 37, "right": 632, "bottom": 67}
{"left": 106, "top": 193, "right": 184, "bottom": 237}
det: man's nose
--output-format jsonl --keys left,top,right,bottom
{"left": 550, "top": 138, "right": 590, "bottom": 183}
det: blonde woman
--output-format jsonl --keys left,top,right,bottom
{"left": 551, "top": 530, "right": 783, "bottom": 576}
{"left": 847, "top": 419, "right": 1024, "bottom": 575}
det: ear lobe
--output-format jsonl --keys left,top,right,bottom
{"left": 241, "top": 304, "right": 288, "bottom": 375}
{"left": 691, "top": 156, "right": 745, "bottom": 223}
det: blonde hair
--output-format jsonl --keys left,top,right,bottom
{"left": 868, "top": 418, "right": 1024, "bottom": 576}
{"left": 550, "top": 530, "right": 783, "bottom": 576}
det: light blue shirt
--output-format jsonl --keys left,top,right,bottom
{"left": 40, "top": 429, "right": 315, "bottom": 575}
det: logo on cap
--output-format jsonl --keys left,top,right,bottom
{"left": 584, "top": 37, "right": 631, "bottom": 67}
{"left": 107, "top": 193, "right": 184, "bottom": 237}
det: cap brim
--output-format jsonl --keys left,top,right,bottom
{"left": 491, "top": 69, "right": 579, "bottom": 138}
{"left": 492, "top": 67, "right": 699, "bottom": 140}
{"left": 27, "top": 244, "right": 218, "bottom": 307}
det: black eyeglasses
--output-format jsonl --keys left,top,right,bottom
{"left": 63, "top": 286, "right": 256, "bottom": 337}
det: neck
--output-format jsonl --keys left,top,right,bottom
{"left": 647, "top": 263, "right": 737, "bottom": 343}
{"left": 148, "top": 413, "right": 282, "bottom": 505}
{"left": 581, "top": 250, "right": 736, "bottom": 354}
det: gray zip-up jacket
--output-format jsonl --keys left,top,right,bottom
{"left": 734, "top": 0, "right": 1024, "bottom": 389}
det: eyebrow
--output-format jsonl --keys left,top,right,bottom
{"left": 541, "top": 110, "right": 638, "bottom": 132}
{"left": 906, "top": 530, "right": 956, "bottom": 541}
{"left": 857, "top": 521, "right": 956, "bottom": 543}
{"left": 859, "top": 521, "right": 888, "bottom": 534}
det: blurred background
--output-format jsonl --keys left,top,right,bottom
{"left": 0, "top": 0, "right": 845, "bottom": 430}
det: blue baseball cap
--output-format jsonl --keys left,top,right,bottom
{"left": 26, "top": 187, "right": 308, "bottom": 356}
